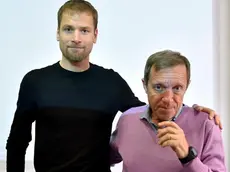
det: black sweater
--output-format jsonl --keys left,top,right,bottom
{"left": 6, "top": 62, "right": 145, "bottom": 172}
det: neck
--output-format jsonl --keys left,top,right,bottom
{"left": 151, "top": 116, "right": 161, "bottom": 124}
{"left": 149, "top": 108, "right": 160, "bottom": 124}
{"left": 60, "top": 56, "right": 90, "bottom": 72}
{"left": 151, "top": 114, "right": 174, "bottom": 124}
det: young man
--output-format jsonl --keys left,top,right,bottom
{"left": 110, "top": 50, "right": 226, "bottom": 172}
{"left": 6, "top": 1, "right": 222, "bottom": 172}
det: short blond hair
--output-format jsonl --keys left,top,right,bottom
{"left": 57, "top": 0, "right": 98, "bottom": 30}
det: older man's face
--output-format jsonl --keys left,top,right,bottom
{"left": 145, "top": 65, "right": 189, "bottom": 122}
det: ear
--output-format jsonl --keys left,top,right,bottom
{"left": 142, "top": 78, "right": 148, "bottom": 94}
{"left": 93, "top": 28, "right": 98, "bottom": 43}
{"left": 56, "top": 29, "right": 60, "bottom": 41}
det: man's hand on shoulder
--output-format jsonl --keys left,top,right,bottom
{"left": 192, "top": 104, "right": 222, "bottom": 130}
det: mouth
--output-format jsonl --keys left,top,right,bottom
{"left": 159, "top": 107, "right": 175, "bottom": 111}
{"left": 68, "top": 47, "right": 84, "bottom": 49}
{"left": 159, "top": 106, "right": 174, "bottom": 109}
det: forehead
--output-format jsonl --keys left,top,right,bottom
{"left": 149, "top": 65, "right": 187, "bottom": 84}
{"left": 60, "top": 10, "right": 94, "bottom": 28}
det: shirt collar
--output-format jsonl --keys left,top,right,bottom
{"left": 140, "top": 104, "right": 184, "bottom": 124}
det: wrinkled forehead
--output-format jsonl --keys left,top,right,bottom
{"left": 149, "top": 66, "right": 188, "bottom": 86}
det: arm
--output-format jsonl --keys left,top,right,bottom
{"left": 6, "top": 72, "right": 36, "bottom": 172}
{"left": 182, "top": 123, "right": 226, "bottom": 172}
{"left": 110, "top": 129, "right": 123, "bottom": 165}
{"left": 114, "top": 72, "right": 146, "bottom": 112}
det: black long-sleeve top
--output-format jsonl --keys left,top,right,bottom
{"left": 6, "top": 62, "right": 145, "bottom": 172}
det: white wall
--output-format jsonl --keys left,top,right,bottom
{"left": 0, "top": 0, "right": 229, "bottom": 171}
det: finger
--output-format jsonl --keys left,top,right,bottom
{"left": 220, "top": 122, "right": 223, "bottom": 130}
{"left": 214, "top": 115, "right": 223, "bottom": 130}
{"left": 208, "top": 111, "right": 215, "bottom": 120}
{"left": 192, "top": 104, "right": 198, "bottom": 108}
{"left": 193, "top": 105, "right": 215, "bottom": 116}
{"left": 214, "top": 115, "right": 220, "bottom": 125}
{"left": 158, "top": 121, "right": 180, "bottom": 129}
{"left": 194, "top": 105, "right": 215, "bottom": 119}
{"left": 192, "top": 104, "right": 202, "bottom": 111}
{"left": 158, "top": 133, "right": 177, "bottom": 145}
{"left": 160, "top": 139, "right": 177, "bottom": 148}
{"left": 197, "top": 106, "right": 216, "bottom": 119}
{"left": 157, "top": 127, "right": 178, "bottom": 138}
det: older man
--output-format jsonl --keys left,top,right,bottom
{"left": 110, "top": 50, "right": 226, "bottom": 172}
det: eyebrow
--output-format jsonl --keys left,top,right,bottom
{"left": 62, "top": 24, "right": 74, "bottom": 28}
{"left": 152, "top": 81, "right": 185, "bottom": 87}
{"left": 62, "top": 25, "right": 91, "bottom": 29}
{"left": 79, "top": 26, "right": 91, "bottom": 30}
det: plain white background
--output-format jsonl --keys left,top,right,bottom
{"left": 0, "top": 0, "right": 229, "bottom": 171}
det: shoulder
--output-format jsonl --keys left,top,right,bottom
{"left": 115, "top": 105, "right": 147, "bottom": 129}
{"left": 120, "top": 105, "right": 148, "bottom": 119}
{"left": 91, "top": 63, "right": 123, "bottom": 79}
{"left": 20, "top": 63, "right": 57, "bottom": 87}
{"left": 182, "top": 106, "right": 218, "bottom": 133}
{"left": 91, "top": 63, "right": 131, "bottom": 91}
{"left": 23, "top": 63, "right": 57, "bottom": 80}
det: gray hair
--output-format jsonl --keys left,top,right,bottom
{"left": 144, "top": 50, "right": 191, "bottom": 85}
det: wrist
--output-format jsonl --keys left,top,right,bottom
{"left": 175, "top": 144, "right": 189, "bottom": 159}
{"left": 179, "top": 146, "right": 189, "bottom": 159}
{"left": 179, "top": 146, "right": 198, "bottom": 164}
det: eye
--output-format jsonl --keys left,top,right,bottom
{"left": 173, "top": 86, "right": 182, "bottom": 92}
{"left": 81, "top": 29, "right": 89, "bottom": 34}
{"left": 64, "top": 27, "right": 73, "bottom": 33}
{"left": 153, "top": 84, "right": 164, "bottom": 93}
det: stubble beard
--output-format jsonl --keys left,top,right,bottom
{"left": 64, "top": 49, "right": 87, "bottom": 63}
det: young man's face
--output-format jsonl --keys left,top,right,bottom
{"left": 144, "top": 65, "right": 189, "bottom": 122}
{"left": 57, "top": 10, "right": 98, "bottom": 63}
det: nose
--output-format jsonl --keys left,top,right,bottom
{"left": 72, "top": 30, "right": 81, "bottom": 43}
{"left": 161, "top": 90, "right": 173, "bottom": 103}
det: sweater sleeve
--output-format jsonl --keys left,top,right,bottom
{"left": 114, "top": 72, "right": 146, "bottom": 112}
{"left": 6, "top": 72, "right": 37, "bottom": 172}
{"left": 181, "top": 123, "right": 226, "bottom": 172}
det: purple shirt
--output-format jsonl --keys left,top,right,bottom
{"left": 110, "top": 105, "right": 226, "bottom": 172}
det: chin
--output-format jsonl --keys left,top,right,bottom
{"left": 157, "top": 109, "right": 176, "bottom": 120}
{"left": 67, "top": 56, "right": 85, "bottom": 63}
